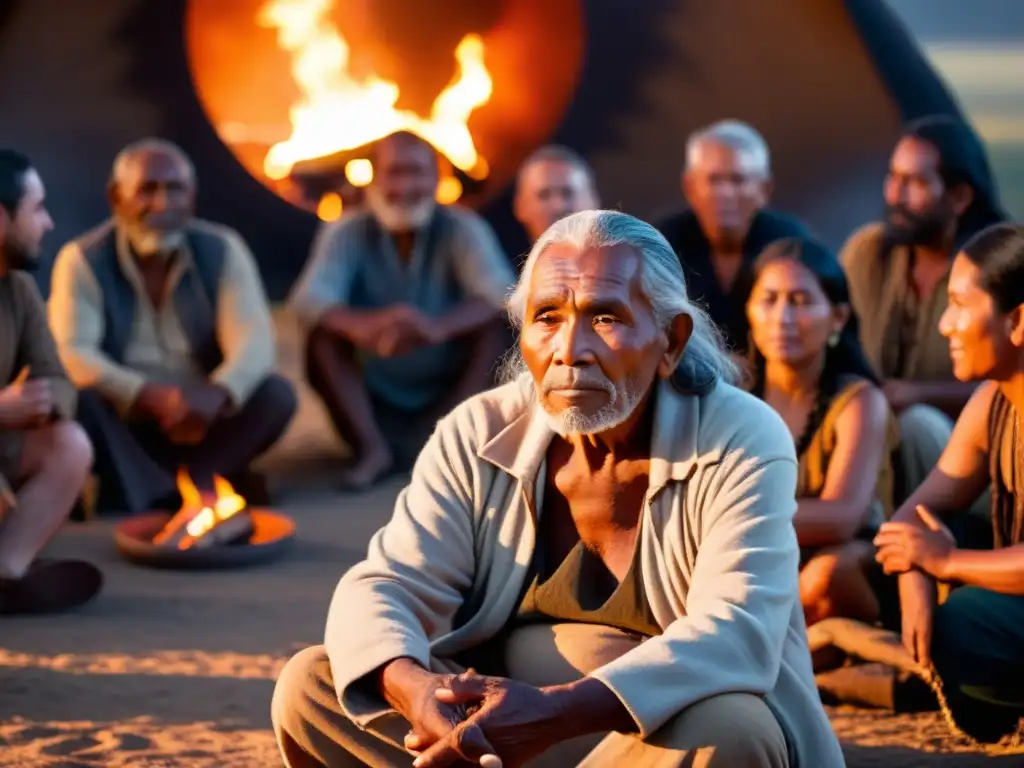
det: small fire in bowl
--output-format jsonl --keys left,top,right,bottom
{"left": 152, "top": 469, "right": 255, "bottom": 550}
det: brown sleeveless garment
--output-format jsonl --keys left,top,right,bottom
{"left": 987, "top": 390, "right": 1023, "bottom": 549}
{"left": 514, "top": 527, "right": 661, "bottom": 638}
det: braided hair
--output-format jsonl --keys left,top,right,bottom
{"left": 748, "top": 237, "right": 881, "bottom": 455}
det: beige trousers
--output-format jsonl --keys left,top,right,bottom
{"left": 271, "top": 623, "right": 790, "bottom": 768}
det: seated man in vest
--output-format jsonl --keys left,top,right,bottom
{"left": 652, "top": 120, "right": 808, "bottom": 355}
{"left": 272, "top": 211, "right": 843, "bottom": 768}
{"left": 48, "top": 139, "right": 296, "bottom": 515}
{"left": 0, "top": 148, "right": 101, "bottom": 614}
{"left": 289, "top": 131, "right": 515, "bottom": 489}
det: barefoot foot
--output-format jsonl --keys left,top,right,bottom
{"left": 340, "top": 448, "right": 394, "bottom": 490}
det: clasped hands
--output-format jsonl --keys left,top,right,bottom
{"left": 352, "top": 305, "right": 446, "bottom": 359}
{"left": 133, "top": 381, "right": 230, "bottom": 444}
{"left": 403, "top": 670, "right": 566, "bottom": 768}
{"left": 874, "top": 504, "right": 957, "bottom": 580}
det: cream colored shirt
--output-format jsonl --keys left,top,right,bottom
{"left": 48, "top": 221, "right": 276, "bottom": 413}
{"left": 325, "top": 375, "right": 844, "bottom": 767}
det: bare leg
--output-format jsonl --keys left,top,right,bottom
{"left": 800, "top": 540, "right": 880, "bottom": 628}
{"left": 305, "top": 325, "right": 393, "bottom": 488}
{"left": 0, "top": 421, "right": 93, "bottom": 579}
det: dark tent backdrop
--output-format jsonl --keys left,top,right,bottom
{"left": 0, "top": 0, "right": 965, "bottom": 299}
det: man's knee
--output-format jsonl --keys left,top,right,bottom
{"left": 21, "top": 420, "right": 93, "bottom": 484}
{"left": 933, "top": 586, "right": 1016, "bottom": 661}
{"left": 654, "top": 693, "right": 789, "bottom": 766}
{"left": 272, "top": 645, "right": 331, "bottom": 738}
{"left": 248, "top": 375, "right": 298, "bottom": 430}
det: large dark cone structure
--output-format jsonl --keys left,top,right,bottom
{"left": 0, "top": 0, "right": 963, "bottom": 299}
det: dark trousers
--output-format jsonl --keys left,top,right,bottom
{"left": 76, "top": 375, "right": 297, "bottom": 515}
{"left": 932, "top": 586, "right": 1024, "bottom": 741}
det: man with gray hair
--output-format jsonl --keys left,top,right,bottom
{"left": 289, "top": 131, "right": 514, "bottom": 489}
{"left": 271, "top": 210, "right": 842, "bottom": 767}
{"left": 48, "top": 138, "right": 296, "bottom": 515}
{"left": 653, "top": 119, "right": 808, "bottom": 353}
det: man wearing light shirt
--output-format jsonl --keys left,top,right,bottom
{"left": 48, "top": 138, "right": 296, "bottom": 515}
{"left": 288, "top": 131, "right": 514, "bottom": 489}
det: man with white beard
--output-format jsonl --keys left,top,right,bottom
{"left": 49, "top": 139, "right": 295, "bottom": 515}
{"left": 289, "top": 131, "right": 515, "bottom": 489}
{"left": 272, "top": 210, "right": 844, "bottom": 767}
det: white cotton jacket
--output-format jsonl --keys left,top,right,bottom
{"left": 325, "top": 376, "right": 845, "bottom": 767}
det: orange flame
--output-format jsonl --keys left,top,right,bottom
{"left": 257, "top": 0, "right": 492, "bottom": 190}
{"left": 154, "top": 470, "right": 248, "bottom": 550}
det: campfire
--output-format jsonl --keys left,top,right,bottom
{"left": 152, "top": 470, "right": 255, "bottom": 551}
{"left": 257, "top": 0, "right": 493, "bottom": 217}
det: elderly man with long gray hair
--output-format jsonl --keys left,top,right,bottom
{"left": 271, "top": 210, "right": 842, "bottom": 767}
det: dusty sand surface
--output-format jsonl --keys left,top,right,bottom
{"left": 1, "top": 314, "right": 1019, "bottom": 767}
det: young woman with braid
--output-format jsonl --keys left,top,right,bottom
{"left": 875, "top": 222, "right": 1024, "bottom": 743}
{"left": 746, "top": 237, "right": 899, "bottom": 627}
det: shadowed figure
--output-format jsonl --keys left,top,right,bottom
{"left": 654, "top": 121, "right": 810, "bottom": 357}
{"left": 47, "top": 139, "right": 296, "bottom": 515}
{"left": 288, "top": 131, "right": 513, "bottom": 489}
{"left": 840, "top": 116, "right": 1008, "bottom": 537}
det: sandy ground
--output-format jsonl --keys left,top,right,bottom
{"left": 1, "top": 314, "right": 1019, "bottom": 767}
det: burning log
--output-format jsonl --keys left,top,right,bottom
{"left": 153, "top": 470, "right": 255, "bottom": 551}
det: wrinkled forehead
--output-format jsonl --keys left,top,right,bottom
{"left": 521, "top": 159, "right": 590, "bottom": 191}
{"left": 527, "top": 242, "right": 642, "bottom": 305}
{"left": 689, "top": 139, "right": 763, "bottom": 177}
{"left": 121, "top": 150, "right": 192, "bottom": 189}
{"left": 374, "top": 137, "right": 437, "bottom": 173}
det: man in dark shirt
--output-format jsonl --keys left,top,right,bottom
{"left": 653, "top": 120, "right": 808, "bottom": 354}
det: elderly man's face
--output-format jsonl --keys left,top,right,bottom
{"left": 683, "top": 141, "right": 769, "bottom": 249}
{"left": 111, "top": 149, "right": 194, "bottom": 256}
{"left": 365, "top": 137, "right": 438, "bottom": 232}
{"left": 520, "top": 243, "right": 676, "bottom": 435}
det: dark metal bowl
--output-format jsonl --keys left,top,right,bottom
{"left": 113, "top": 509, "right": 295, "bottom": 570}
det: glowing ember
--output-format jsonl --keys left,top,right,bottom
{"left": 258, "top": 0, "right": 493, "bottom": 187}
{"left": 153, "top": 470, "right": 250, "bottom": 551}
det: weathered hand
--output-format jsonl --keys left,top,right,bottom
{"left": 134, "top": 383, "right": 189, "bottom": 432}
{"left": 413, "top": 674, "right": 563, "bottom": 768}
{"left": 0, "top": 378, "right": 52, "bottom": 429}
{"left": 374, "top": 306, "right": 439, "bottom": 357}
{"left": 400, "top": 672, "right": 472, "bottom": 756}
{"left": 874, "top": 505, "right": 956, "bottom": 578}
